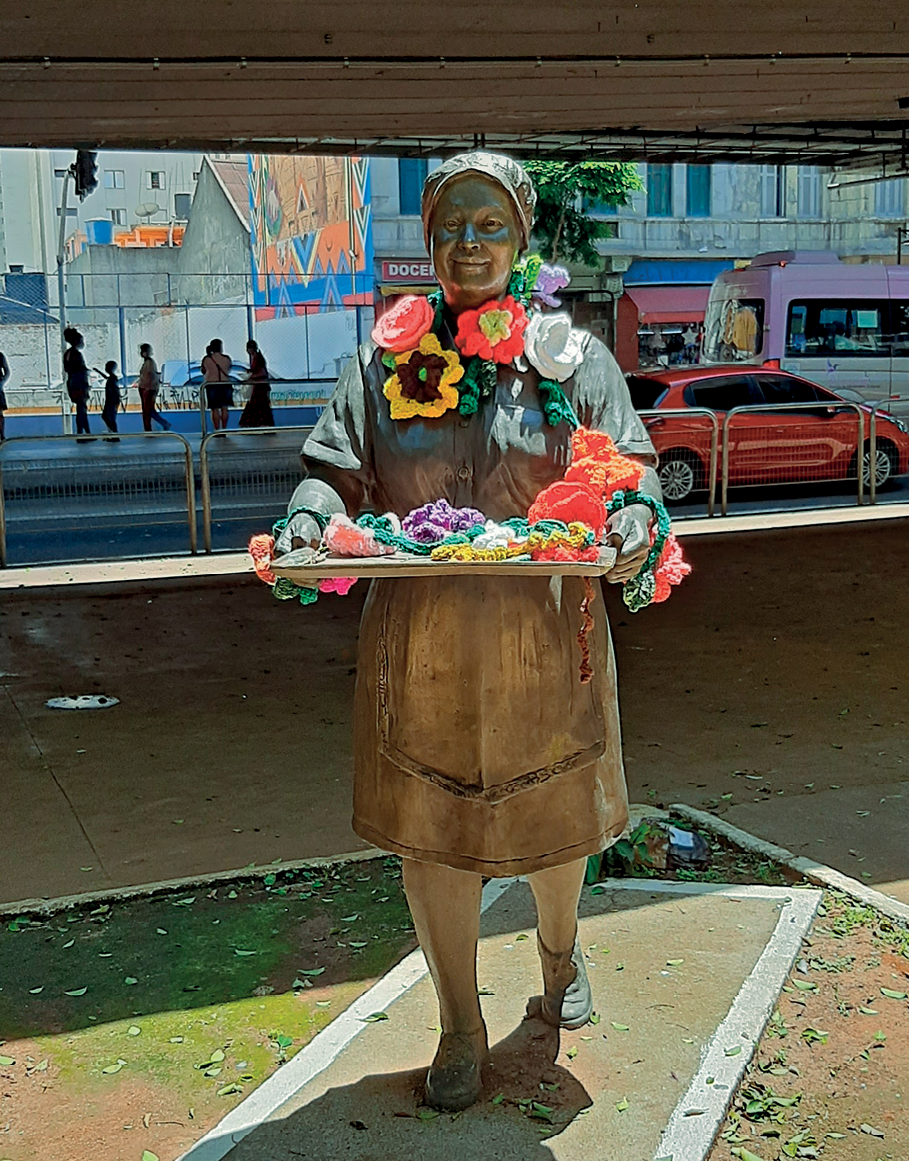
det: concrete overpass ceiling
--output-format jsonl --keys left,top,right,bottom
{"left": 2, "top": 1, "right": 909, "bottom": 166}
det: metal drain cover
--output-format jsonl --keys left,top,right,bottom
{"left": 45, "top": 695, "right": 120, "bottom": 710}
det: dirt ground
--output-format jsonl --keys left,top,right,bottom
{"left": 2, "top": 518, "right": 908, "bottom": 906}
{"left": 707, "top": 891, "right": 909, "bottom": 1161}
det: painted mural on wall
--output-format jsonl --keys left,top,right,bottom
{"left": 247, "top": 155, "right": 372, "bottom": 317}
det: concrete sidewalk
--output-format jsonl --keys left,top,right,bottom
{"left": 179, "top": 877, "right": 820, "bottom": 1161}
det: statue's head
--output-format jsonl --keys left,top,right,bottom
{"left": 421, "top": 152, "right": 536, "bottom": 313}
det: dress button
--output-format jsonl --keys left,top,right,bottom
{"left": 457, "top": 465, "right": 471, "bottom": 481}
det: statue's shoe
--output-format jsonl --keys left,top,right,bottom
{"left": 538, "top": 932, "right": 593, "bottom": 1030}
{"left": 424, "top": 1026, "right": 489, "bottom": 1111}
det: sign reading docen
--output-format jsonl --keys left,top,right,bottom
{"left": 381, "top": 260, "right": 437, "bottom": 284}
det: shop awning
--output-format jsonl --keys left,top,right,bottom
{"left": 625, "top": 286, "right": 711, "bottom": 325}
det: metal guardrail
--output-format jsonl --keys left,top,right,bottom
{"left": 720, "top": 401, "right": 866, "bottom": 517}
{"left": 637, "top": 407, "right": 720, "bottom": 518}
{"left": 199, "top": 425, "right": 314, "bottom": 553}
{"left": 0, "top": 431, "right": 197, "bottom": 567}
{"left": 196, "top": 380, "right": 333, "bottom": 434}
{"left": 868, "top": 397, "right": 909, "bottom": 506}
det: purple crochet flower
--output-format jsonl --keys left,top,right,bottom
{"left": 403, "top": 499, "right": 486, "bottom": 544}
{"left": 533, "top": 263, "right": 571, "bottom": 308}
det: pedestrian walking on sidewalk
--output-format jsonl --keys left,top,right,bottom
{"left": 238, "top": 339, "right": 275, "bottom": 428}
{"left": 0, "top": 348, "right": 9, "bottom": 441}
{"left": 202, "top": 338, "right": 233, "bottom": 430}
{"left": 63, "top": 327, "right": 93, "bottom": 438}
{"left": 137, "top": 343, "right": 172, "bottom": 432}
{"left": 93, "top": 359, "right": 122, "bottom": 437}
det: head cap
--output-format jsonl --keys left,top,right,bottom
{"left": 421, "top": 151, "right": 536, "bottom": 253}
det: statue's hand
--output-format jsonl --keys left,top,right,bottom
{"left": 604, "top": 503, "right": 651, "bottom": 584}
{"left": 274, "top": 512, "right": 322, "bottom": 557}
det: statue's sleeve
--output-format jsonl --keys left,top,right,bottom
{"left": 572, "top": 334, "right": 658, "bottom": 467}
{"left": 290, "top": 345, "right": 377, "bottom": 519}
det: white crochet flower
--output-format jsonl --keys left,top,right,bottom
{"left": 522, "top": 311, "right": 585, "bottom": 383}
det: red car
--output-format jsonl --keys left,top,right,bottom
{"left": 626, "top": 365, "right": 909, "bottom": 503}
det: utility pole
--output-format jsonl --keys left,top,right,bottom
{"left": 56, "top": 150, "right": 97, "bottom": 431}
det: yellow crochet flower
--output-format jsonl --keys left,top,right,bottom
{"left": 383, "top": 332, "right": 464, "bottom": 420}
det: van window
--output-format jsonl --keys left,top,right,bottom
{"left": 890, "top": 302, "right": 909, "bottom": 357}
{"left": 685, "top": 376, "right": 755, "bottom": 412}
{"left": 786, "top": 300, "right": 888, "bottom": 358}
{"left": 703, "top": 298, "right": 765, "bottom": 361}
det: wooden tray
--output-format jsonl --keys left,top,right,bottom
{"left": 271, "top": 546, "right": 618, "bottom": 581}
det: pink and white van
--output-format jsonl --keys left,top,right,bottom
{"left": 703, "top": 251, "right": 909, "bottom": 414}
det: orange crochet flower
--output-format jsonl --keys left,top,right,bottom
{"left": 371, "top": 295, "right": 435, "bottom": 353}
{"left": 652, "top": 532, "right": 691, "bottom": 603}
{"left": 564, "top": 427, "right": 645, "bottom": 499}
{"left": 248, "top": 532, "right": 277, "bottom": 586}
{"left": 454, "top": 295, "right": 528, "bottom": 363}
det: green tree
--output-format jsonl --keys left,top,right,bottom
{"left": 523, "top": 160, "right": 642, "bottom": 266}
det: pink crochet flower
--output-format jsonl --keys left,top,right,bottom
{"left": 319, "top": 576, "right": 358, "bottom": 596}
{"left": 324, "top": 513, "right": 395, "bottom": 557}
{"left": 652, "top": 533, "right": 691, "bottom": 603}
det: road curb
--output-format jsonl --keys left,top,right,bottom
{"left": 0, "top": 847, "right": 383, "bottom": 918}
{"left": 671, "top": 802, "right": 909, "bottom": 925}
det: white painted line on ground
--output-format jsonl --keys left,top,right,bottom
{"left": 671, "top": 802, "right": 909, "bottom": 925}
{"left": 0, "top": 552, "right": 253, "bottom": 590}
{"left": 653, "top": 886, "right": 821, "bottom": 1161}
{"left": 675, "top": 502, "right": 909, "bottom": 537}
{"left": 175, "top": 875, "right": 517, "bottom": 1161}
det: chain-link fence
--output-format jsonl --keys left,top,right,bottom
{"left": 0, "top": 271, "right": 372, "bottom": 434}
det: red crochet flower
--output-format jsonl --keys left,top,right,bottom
{"left": 248, "top": 532, "right": 277, "bottom": 586}
{"left": 527, "top": 480, "right": 607, "bottom": 540}
{"left": 454, "top": 296, "right": 528, "bottom": 363}
{"left": 371, "top": 295, "right": 435, "bottom": 353}
{"left": 533, "top": 543, "right": 600, "bottom": 563}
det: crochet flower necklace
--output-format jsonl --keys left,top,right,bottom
{"left": 373, "top": 254, "right": 577, "bottom": 426}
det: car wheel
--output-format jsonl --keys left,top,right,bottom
{"left": 860, "top": 441, "right": 897, "bottom": 489}
{"left": 657, "top": 450, "right": 702, "bottom": 503}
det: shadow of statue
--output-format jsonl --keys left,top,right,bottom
{"left": 225, "top": 1006, "right": 592, "bottom": 1161}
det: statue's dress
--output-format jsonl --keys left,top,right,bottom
{"left": 299, "top": 327, "right": 656, "bottom": 876}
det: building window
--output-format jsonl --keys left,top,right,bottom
{"left": 686, "top": 165, "right": 712, "bottom": 217}
{"left": 54, "top": 168, "right": 68, "bottom": 179}
{"left": 174, "top": 193, "right": 192, "bottom": 219}
{"left": 109, "top": 208, "right": 127, "bottom": 226}
{"left": 646, "top": 163, "right": 673, "bottom": 217}
{"left": 147, "top": 171, "right": 166, "bottom": 191}
{"left": 398, "top": 158, "right": 428, "bottom": 216}
{"left": 875, "top": 178, "right": 904, "bottom": 217}
{"left": 760, "top": 165, "right": 785, "bottom": 217}
{"left": 56, "top": 207, "right": 78, "bottom": 217}
{"left": 103, "top": 169, "right": 125, "bottom": 190}
{"left": 797, "top": 166, "right": 821, "bottom": 218}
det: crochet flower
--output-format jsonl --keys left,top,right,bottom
{"left": 652, "top": 533, "right": 691, "bottom": 603}
{"left": 248, "top": 533, "right": 277, "bottom": 586}
{"left": 527, "top": 480, "right": 607, "bottom": 540}
{"left": 371, "top": 295, "right": 435, "bottom": 353}
{"left": 324, "top": 512, "right": 395, "bottom": 557}
{"left": 523, "top": 311, "right": 586, "bottom": 384}
{"left": 403, "top": 498, "right": 486, "bottom": 544}
{"left": 564, "top": 427, "right": 645, "bottom": 498}
{"left": 532, "top": 263, "right": 570, "bottom": 308}
{"left": 319, "top": 576, "right": 358, "bottom": 596}
{"left": 455, "top": 295, "right": 528, "bottom": 363}
{"left": 383, "top": 333, "right": 464, "bottom": 420}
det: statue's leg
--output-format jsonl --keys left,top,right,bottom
{"left": 527, "top": 856, "right": 593, "bottom": 1029}
{"left": 402, "top": 856, "right": 488, "bottom": 1110}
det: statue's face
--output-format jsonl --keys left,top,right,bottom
{"left": 429, "top": 174, "right": 520, "bottom": 313}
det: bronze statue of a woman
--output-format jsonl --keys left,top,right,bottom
{"left": 277, "top": 152, "right": 661, "bottom": 1111}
